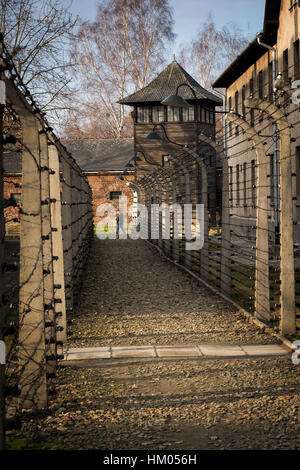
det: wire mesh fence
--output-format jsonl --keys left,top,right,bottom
{"left": 131, "top": 61, "right": 299, "bottom": 355}
{"left": 0, "top": 39, "right": 93, "bottom": 448}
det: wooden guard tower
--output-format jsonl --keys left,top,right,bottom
{"left": 119, "top": 60, "right": 222, "bottom": 218}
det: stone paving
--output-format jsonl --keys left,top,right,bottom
{"left": 63, "top": 344, "right": 290, "bottom": 361}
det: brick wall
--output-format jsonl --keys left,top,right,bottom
{"left": 4, "top": 175, "right": 22, "bottom": 228}
{"left": 86, "top": 172, "right": 135, "bottom": 225}
{"left": 3, "top": 173, "right": 135, "bottom": 232}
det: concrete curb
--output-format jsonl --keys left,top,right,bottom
{"left": 63, "top": 343, "right": 290, "bottom": 361}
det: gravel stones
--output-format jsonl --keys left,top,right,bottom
{"left": 8, "top": 356, "right": 300, "bottom": 450}
{"left": 68, "top": 239, "right": 279, "bottom": 347}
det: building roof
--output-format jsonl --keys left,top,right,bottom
{"left": 212, "top": 0, "right": 281, "bottom": 88}
{"left": 63, "top": 138, "right": 134, "bottom": 172}
{"left": 119, "top": 60, "right": 222, "bottom": 106}
{"left": 3, "top": 139, "right": 134, "bottom": 174}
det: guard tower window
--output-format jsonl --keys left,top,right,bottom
{"left": 137, "top": 106, "right": 150, "bottom": 123}
{"left": 209, "top": 109, "right": 215, "bottom": 124}
{"left": 110, "top": 191, "right": 122, "bottom": 200}
{"left": 199, "top": 105, "right": 206, "bottom": 122}
{"left": 182, "top": 105, "right": 195, "bottom": 121}
{"left": 167, "top": 106, "right": 180, "bottom": 122}
{"left": 152, "top": 105, "right": 164, "bottom": 122}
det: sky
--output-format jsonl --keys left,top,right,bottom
{"left": 62, "top": 0, "right": 266, "bottom": 55}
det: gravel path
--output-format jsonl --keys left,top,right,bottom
{"left": 7, "top": 238, "right": 300, "bottom": 451}
{"left": 8, "top": 356, "right": 300, "bottom": 450}
{"left": 68, "top": 238, "right": 279, "bottom": 347}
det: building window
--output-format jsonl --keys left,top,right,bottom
{"left": 110, "top": 191, "right": 122, "bottom": 200}
{"left": 294, "top": 39, "right": 300, "bottom": 80}
{"left": 137, "top": 106, "right": 150, "bottom": 123}
{"left": 152, "top": 105, "right": 164, "bottom": 122}
{"left": 204, "top": 108, "right": 208, "bottom": 123}
{"left": 228, "top": 96, "right": 232, "bottom": 136}
{"left": 242, "top": 85, "right": 246, "bottom": 118}
{"left": 283, "top": 49, "right": 289, "bottom": 82}
{"left": 209, "top": 110, "right": 215, "bottom": 124}
{"left": 235, "top": 91, "right": 239, "bottom": 113}
{"left": 251, "top": 160, "right": 256, "bottom": 207}
{"left": 258, "top": 70, "right": 263, "bottom": 99}
{"left": 229, "top": 166, "right": 233, "bottom": 206}
{"left": 268, "top": 61, "right": 273, "bottom": 100}
{"left": 270, "top": 154, "right": 274, "bottom": 205}
{"left": 234, "top": 92, "right": 239, "bottom": 135}
{"left": 236, "top": 164, "right": 240, "bottom": 206}
{"left": 243, "top": 162, "right": 247, "bottom": 206}
{"left": 182, "top": 105, "right": 195, "bottom": 121}
{"left": 200, "top": 106, "right": 206, "bottom": 122}
{"left": 250, "top": 78, "right": 254, "bottom": 126}
{"left": 167, "top": 106, "right": 180, "bottom": 122}
{"left": 11, "top": 193, "right": 21, "bottom": 204}
{"left": 201, "top": 106, "right": 205, "bottom": 122}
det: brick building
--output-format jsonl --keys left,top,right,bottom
{"left": 63, "top": 139, "right": 135, "bottom": 225}
{"left": 3, "top": 139, "right": 136, "bottom": 232}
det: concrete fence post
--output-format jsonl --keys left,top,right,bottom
{"left": 39, "top": 132, "right": 57, "bottom": 379}
{"left": 198, "top": 135, "right": 231, "bottom": 296}
{"left": 18, "top": 115, "right": 48, "bottom": 409}
{"left": 167, "top": 155, "right": 190, "bottom": 268}
{"left": 6, "top": 78, "right": 49, "bottom": 409}
{"left": 245, "top": 98, "right": 296, "bottom": 335}
{"left": 158, "top": 166, "right": 176, "bottom": 258}
{"left": 48, "top": 145, "right": 67, "bottom": 346}
{"left": 184, "top": 148, "right": 209, "bottom": 280}
{"left": 71, "top": 169, "right": 79, "bottom": 293}
{"left": 60, "top": 151, "right": 73, "bottom": 319}
{"left": 226, "top": 111, "right": 270, "bottom": 322}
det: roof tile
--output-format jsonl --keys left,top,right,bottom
{"left": 119, "top": 61, "right": 222, "bottom": 105}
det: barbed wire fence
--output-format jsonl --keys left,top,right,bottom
{"left": 131, "top": 60, "right": 299, "bottom": 352}
{"left": 0, "top": 38, "right": 94, "bottom": 448}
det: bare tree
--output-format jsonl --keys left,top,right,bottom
{"left": 220, "top": 22, "right": 250, "bottom": 65}
{"left": 61, "top": 102, "right": 134, "bottom": 140}
{"left": 0, "top": 0, "right": 77, "bottom": 119}
{"left": 70, "top": 0, "right": 175, "bottom": 139}
{"left": 178, "top": 15, "right": 248, "bottom": 89}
